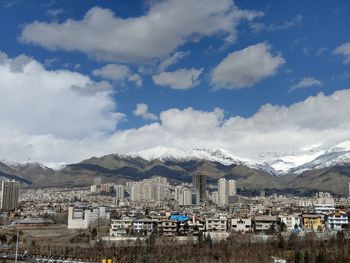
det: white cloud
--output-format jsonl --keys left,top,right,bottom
{"left": 211, "top": 42, "right": 285, "bottom": 89}
{"left": 1, "top": 57, "right": 350, "bottom": 164}
{"left": 106, "top": 89, "right": 350, "bottom": 160}
{"left": 153, "top": 68, "right": 203, "bottom": 90}
{"left": 20, "top": 0, "right": 262, "bottom": 63}
{"left": 333, "top": 42, "right": 350, "bottom": 64}
{"left": 92, "top": 64, "right": 142, "bottom": 86}
{"left": 290, "top": 77, "right": 323, "bottom": 91}
{"left": 250, "top": 14, "right": 302, "bottom": 32}
{"left": 158, "top": 51, "right": 190, "bottom": 71}
{"left": 0, "top": 51, "right": 124, "bottom": 163}
{"left": 133, "top": 104, "right": 158, "bottom": 121}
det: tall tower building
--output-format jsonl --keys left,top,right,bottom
{"left": 192, "top": 171, "right": 207, "bottom": 203}
{"left": 228, "top": 180, "right": 237, "bottom": 197}
{"left": 218, "top": 178, "right": 228, "bottom": 205}
{"left": 1, "top": 180, "right": 20, "bottom": 211}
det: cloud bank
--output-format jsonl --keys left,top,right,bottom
{"left": 20, "top": 0, "right": 262, "bottom": 63}
{"left": 1, "top": 50, "right": 349, "bottom": 165}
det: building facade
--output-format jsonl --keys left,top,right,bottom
{"left": 1, "top": 180, "right": 20, "bottom": 211}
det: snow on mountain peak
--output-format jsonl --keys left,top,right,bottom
{"left": 127, "top": 146, "right": 188, "bottom": 161}
{"left": 126, "top": 147, "right": 262, "bottom": 170}
{"left": 330, "top": 141, "right": 350, "bottom": 152}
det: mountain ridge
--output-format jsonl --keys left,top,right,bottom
{"left": 2, "top": 141, "right": 350, "bottom": 195}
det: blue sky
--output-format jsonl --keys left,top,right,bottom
{"left": 0, "top": 0, "right": 350, "bottom": 164}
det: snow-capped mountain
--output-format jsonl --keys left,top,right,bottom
{"left": 264, "top": 150, "right": 326, "bottom": 175}
{"left": 127, "top": 146, "right": 270, "bottom": 172}
{"left": 127, "top": 141, "right": 350, "bottom": 176}
{"left": 1, "top": 159, "right": 66, "bottom": 171}
{"left": 292, "top": 141, "right": 350, "bottom": 174}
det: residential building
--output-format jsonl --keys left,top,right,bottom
{"left": 1, "top": 180, "right": 20, "bottom": 211}
{"left": 228, "top": 180, "right": 236, "bottom": 196}
{"left": 68, "top": 206, "right": 110, "bottom": 229}
{"left": 230, "top": 217, "right": 252, "bottom": 233}
{"left": 254, "top": 215, "right": 278, "bottom": 232}
{"left": 301, "top": 213, "right": 324, "bottom": 232}
{"left": 217, "top": 178, "right": 236, "bottom": 206}
{"left": 326, "top": 210, "right": 348, "bottom": 230}
{"left": 280, "top": 214, "right": 301, "bottom": 230}
{"left": 130, "top": 177, "right": 168, "bottom": 202}
{"left": 206, "top": 217, "right": 227, "bottom": 232}
{"left": 157, "top": 220, "right": 178, "bottom": 235}
{"left": 110, "top": 219, "right": 132, "bottom": 237}
{"left": 114, "top": 184, "right": 124, "bottom": 200}
{"left": 132, "top": 218, "right": 157, "bottom": 235}
{"left": 192, "top": 172, "right": 207, "bottom": 203}
{"left": 218, "top": 178, "right": 228, "bottom": 205}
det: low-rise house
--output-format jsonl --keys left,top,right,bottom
{"left": 206, "top": 217, "right": 227, "bottom": 232}
{"left": 254, "top": 215, "right": 278, "bottom": 233}
{"left": 110, "top": 218, "right": 133, "bottom": 237}
{"left": 157, "top": 219, "right": 178, "bottom": 235}
{"left": 301, "top": 213, "right": 324, "bottom": 232}
{"left": 132, "top": 218, "right": 157, "bottom": 235}
{"left": 279, "top": 214, "right": 301, "bottom": 231}
{"left": 314, "top": 203, "right": 335, "bottom": 215}
{"left": 230, "top": 217, "right": 252, "bottom": 233}
{"left": 187, "top": 216, "right": 205, "bottom": 233}
{"left": 326, "top": 210, "right": 348, "bottom": 230}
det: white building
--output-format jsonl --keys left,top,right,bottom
{"left": 230, "top": 217, "right": 252, "bottom": 233}
{"left": 68, "top": 206, "right": 110, "bottom": 229}
{"left": 132, "top": 218, "right": 157, "bottom": 235}
{"left": 314, "top": 203, "right": 335, "bottom": 214}
{"left": 130, "top": 177, "right": 168, "bottom": 202}
{"left": 326, "top": 210, "right": 349, "bottom": 230}
{"left": 254, "top": 215, "right": 277, "bottom": 232}
{"left": 206, "top": 216, "right": 227, "bottom": 232}
{"left": 110, "top": 219, "right": 133, "bottom": 236}
{"left": 175, "top": 186, "right": 193, "bottom": 206}
{"left": 218, "top": 178, "right": 236, "bottom": 206}
{"left": 280, "top": 214, "right": 301, "bottom": 230}
{"left": 228, "top": 180, "right": 236, "bottom": 196}
{"left": 211, "top": 191, "right": 219, "bottom": 205}
{"left": 114, "top": 184, "right": 124, "bottom": 200}
{"left": 218, "top": 178, "right": 228, "bottom": 205}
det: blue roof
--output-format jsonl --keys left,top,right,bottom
{"left": 169, "top": 215, "right": 189, "bottom": 222}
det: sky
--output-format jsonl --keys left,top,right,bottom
{"left": 0, "top": 0, "right": 350, "bottom": 164}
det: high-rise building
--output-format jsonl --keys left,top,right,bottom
{"left": 0, "top": 180, "right": 20, "bottom": 211}
{"left": 228, "top": 180, "right": 237, "bottom": 197}
{"left": 218, "top": 178, "right": 228, "bottom": 205}
{"left": 175, "top": 186, "right": 193, "bottom": 206}
{"left": 114, "top": 184, "right": 124, "bottom": 200}
{"left": 192, "top": 172, "right": 207, "bottom": 203}
{"left": 130, "top": 177, "right": 168, "bottom": 202}
{"left": 218, "top": 178, "right": 236, "bottom": 205}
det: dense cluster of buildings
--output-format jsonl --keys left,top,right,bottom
{"left": 2, "top": 175, "right": 350, "bottom": 244}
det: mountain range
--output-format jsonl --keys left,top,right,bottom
{"left": 1, "top": 141, "right": 350, "bottom": 195}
